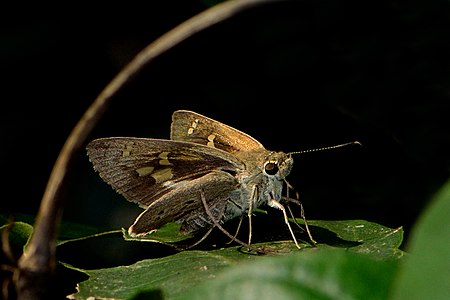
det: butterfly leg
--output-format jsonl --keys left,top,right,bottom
{"left": 283, "top": 180, "right": 317, "bottom": 246}
{"left": 199, "top": 190, "right": 263, "bottom": 253}
{"left": 284, "top": 179, "right": 305, "bottom": 231}
{"left": 181, "top": 226, "right": 215, "bottom": 250}
{"left": 267, "top": 198, "right": 301, "bottom": 249}
{"left": 247, "top": 199, "right": 253, "bottom": 246}
{"left": 246, "top": 184, "right": 260, "bottom": 246}
{"left": 285, "top": 202, "right": 317, "bottom": 246}
{"left": 226, "top": 215, "right": 244, "bottom": 245}
{"left": 298, "top": 201, "right": 317, "bottom": 245}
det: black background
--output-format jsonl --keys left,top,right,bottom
{"left": 2, "top": 0, "right": 450, "bottom": 248}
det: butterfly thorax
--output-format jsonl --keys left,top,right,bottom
{"left": 230, "top": 149, "right": 294, "bottom": 213}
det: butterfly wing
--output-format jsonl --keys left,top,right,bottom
{"left": 86, "top": 137, "right": 245, "bottom": 208}
{"left": 88, "top": 111, "right": 264, "bottom": 236}
{"left": 170, "top": 110, "right": 264, "bottom": 153}
{"left": 129, "top": 170, "right": 238, "bottom": 236}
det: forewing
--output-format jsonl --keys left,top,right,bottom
{"left": 86, "top": 137, "right": 244, "bottom": 207}
{"left": 128, "top": 170, "right": 238, "bottom": 236}
{"left": 170, "top": 110, "right": 264, "bottom": 153}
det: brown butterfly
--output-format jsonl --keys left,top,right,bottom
{"left": 87, "top": 110, "right": 357, "bottom": 249}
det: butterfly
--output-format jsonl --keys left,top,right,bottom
{"left": 87, "top": 110, "right": 356, "bottom": 249}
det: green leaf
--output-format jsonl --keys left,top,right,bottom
{"left": 69, "top": 219, "right": 403, "bottom": 299}
{"left": 0, "top": 213, "right": 108, "bottom": 243}
{"left": 122, "top": 222, "right": 194, "bottom": 244}
{"left": 182, "top": 249, "right": 399, "bottom": 300}
{"left": 118, "top": 211, "right": 405, "bottom": 260}
{"left": 72, "top": 248, "right": 399, "bottom": 300}
{"left": 0, "top": 221, "right": 33, "bottom": 253}
{"left": 70, "top": 249, "right": 255, "bottom": 300}
{"left": 390, "top": 178, "right": 450, "bottom": 300}
{"left": 308, "top": 219, "right": 405, "bottom": 260}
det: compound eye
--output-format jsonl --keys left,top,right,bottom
{"left": 264, "top": 161, "right": 279, "bottom": 176}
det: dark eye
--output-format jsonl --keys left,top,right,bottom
{"left": 264, "top": 162, "right": 279, "bottom": 175}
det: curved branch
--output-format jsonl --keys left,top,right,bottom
{"left": 15, "top": 0, "right": 279, "bottom": 299}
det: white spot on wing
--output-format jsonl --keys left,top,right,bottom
{"left": 136, "top": 166, "right": 155, "bottom": 176}
{"left": 187, "top": 119, "right": 199, "bottom": 135}
{"left": 122, "top": 145, "right": 133, "bottom": 157}
{"left": 151, "top": 168, "right": 173, "bottom": 183}
{"left": 158, "top": 151, "right": 172, "bottom": 165}
{"left": 207, "top": 134, "right": 216, "bottom": 148}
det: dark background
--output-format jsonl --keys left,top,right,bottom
{"left": 2, "top": 0, "right": 450, "bottom": 249}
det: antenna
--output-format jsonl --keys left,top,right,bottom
{"left": 288, "top": 141, "right": 361, "bottom": 156}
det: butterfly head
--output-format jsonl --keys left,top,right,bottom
{"left": 262, "top": 152, "right": 293, "bottom": 180}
